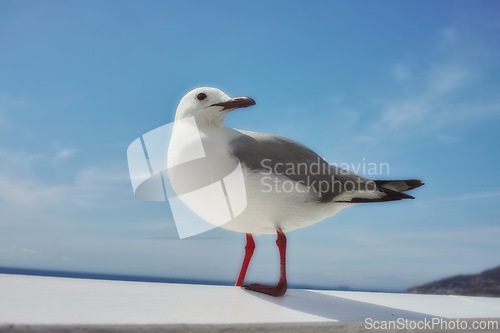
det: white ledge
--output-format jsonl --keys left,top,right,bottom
{"left": 1, "top": 274, "right": 499, "bottom": 332}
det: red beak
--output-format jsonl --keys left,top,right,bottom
{"left": 211, "top": 97, "right": 256, "bottom": 111}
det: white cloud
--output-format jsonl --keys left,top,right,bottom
{"left": 0, "top": 95, "right": 30, "bottom": 129}
{"left": 0, "top": 146, "right": 132, "bottom": 226}
{"left": 320, "top": 22, "right": 500, "bottom": 165}
{"left": 358, "top": 20, "right": 500, "bottom": 154}
{"left": 439, "top": 27, "right": 459, "bottom": 47}
{"left": 0, "top": 173, "right": 66, "bottom": 213}
{"left": 433, "top": 190, "right": 500, "bottom": 202}
{"left": 393, "top": 63, "right": 412, "bottom": 82}
{"left": 370, "top": 63, "right": 498, "bottom": 150}
{"left": 379, "top": 64, "right": 473, "bottom": 131}
{"left": 0, "top": 245, "right": 52, "bottom": 261}
{"left": 427, "top": 64, "right": 469, "bottom": 93}
{"left": 376, "top": 98, "right": 430, "bottom": 130}
{"left": 55, "top": 148, "right": 77, "bottom": 160}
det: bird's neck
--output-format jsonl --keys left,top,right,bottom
{"left": 194, "top": 115, "right": 225, "bottom": 128}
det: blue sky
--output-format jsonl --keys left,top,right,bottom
{"left": 1, "top": 0, "right": 499, "bottom": 291}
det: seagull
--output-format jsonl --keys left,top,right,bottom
{"left": 168, "top": 87, "right": 423, "bottom": 297}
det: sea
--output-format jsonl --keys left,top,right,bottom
{"left": 0, "top": 266, "right": 401, "bottom": 293}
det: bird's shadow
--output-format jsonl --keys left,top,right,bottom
{"left": 243, "top": 288, "right": 435, "bottom": 321}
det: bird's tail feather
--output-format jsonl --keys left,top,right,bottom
{"left": 374, "top": 179, "right": 424, "bottom": 192}
{"left": 333, "top": 179, "right": 424, "bottom": 203}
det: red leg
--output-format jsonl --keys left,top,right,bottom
{"left": 244, "top": 228, "right": 287, "bottom": 297}
{"left": 235, "top": 234, "right": 255, "bottom": 286}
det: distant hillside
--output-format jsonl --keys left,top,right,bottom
{"left": 407, "top": 266, "right": 500, "bottom": 297}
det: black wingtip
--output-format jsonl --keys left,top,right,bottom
{"left": 405, "top": 179, "right": 424, "bottom": 191}
{"left": 339, "top": 189, "right": 415, "bottom": 203}
{"left": 386, "top": 189, "right": 415, "bottom": 200}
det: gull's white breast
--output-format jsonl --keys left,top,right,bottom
{"left": 167, "top": 122, "right": 352, "bottom": 235}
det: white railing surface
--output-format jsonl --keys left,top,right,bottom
{"left": 1, "top": 274, "right": 499, "bottom": 332}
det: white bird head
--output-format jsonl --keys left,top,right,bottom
{"left": 174, "top": 87, "right": 255, "bottom": 126}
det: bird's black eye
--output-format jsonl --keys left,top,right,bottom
{"left": 196, "top": 93, "right": 207, "bottom": 101}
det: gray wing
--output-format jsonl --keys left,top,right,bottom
{"left": 229, "top": 130, "right": 378, "bottom": 202}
